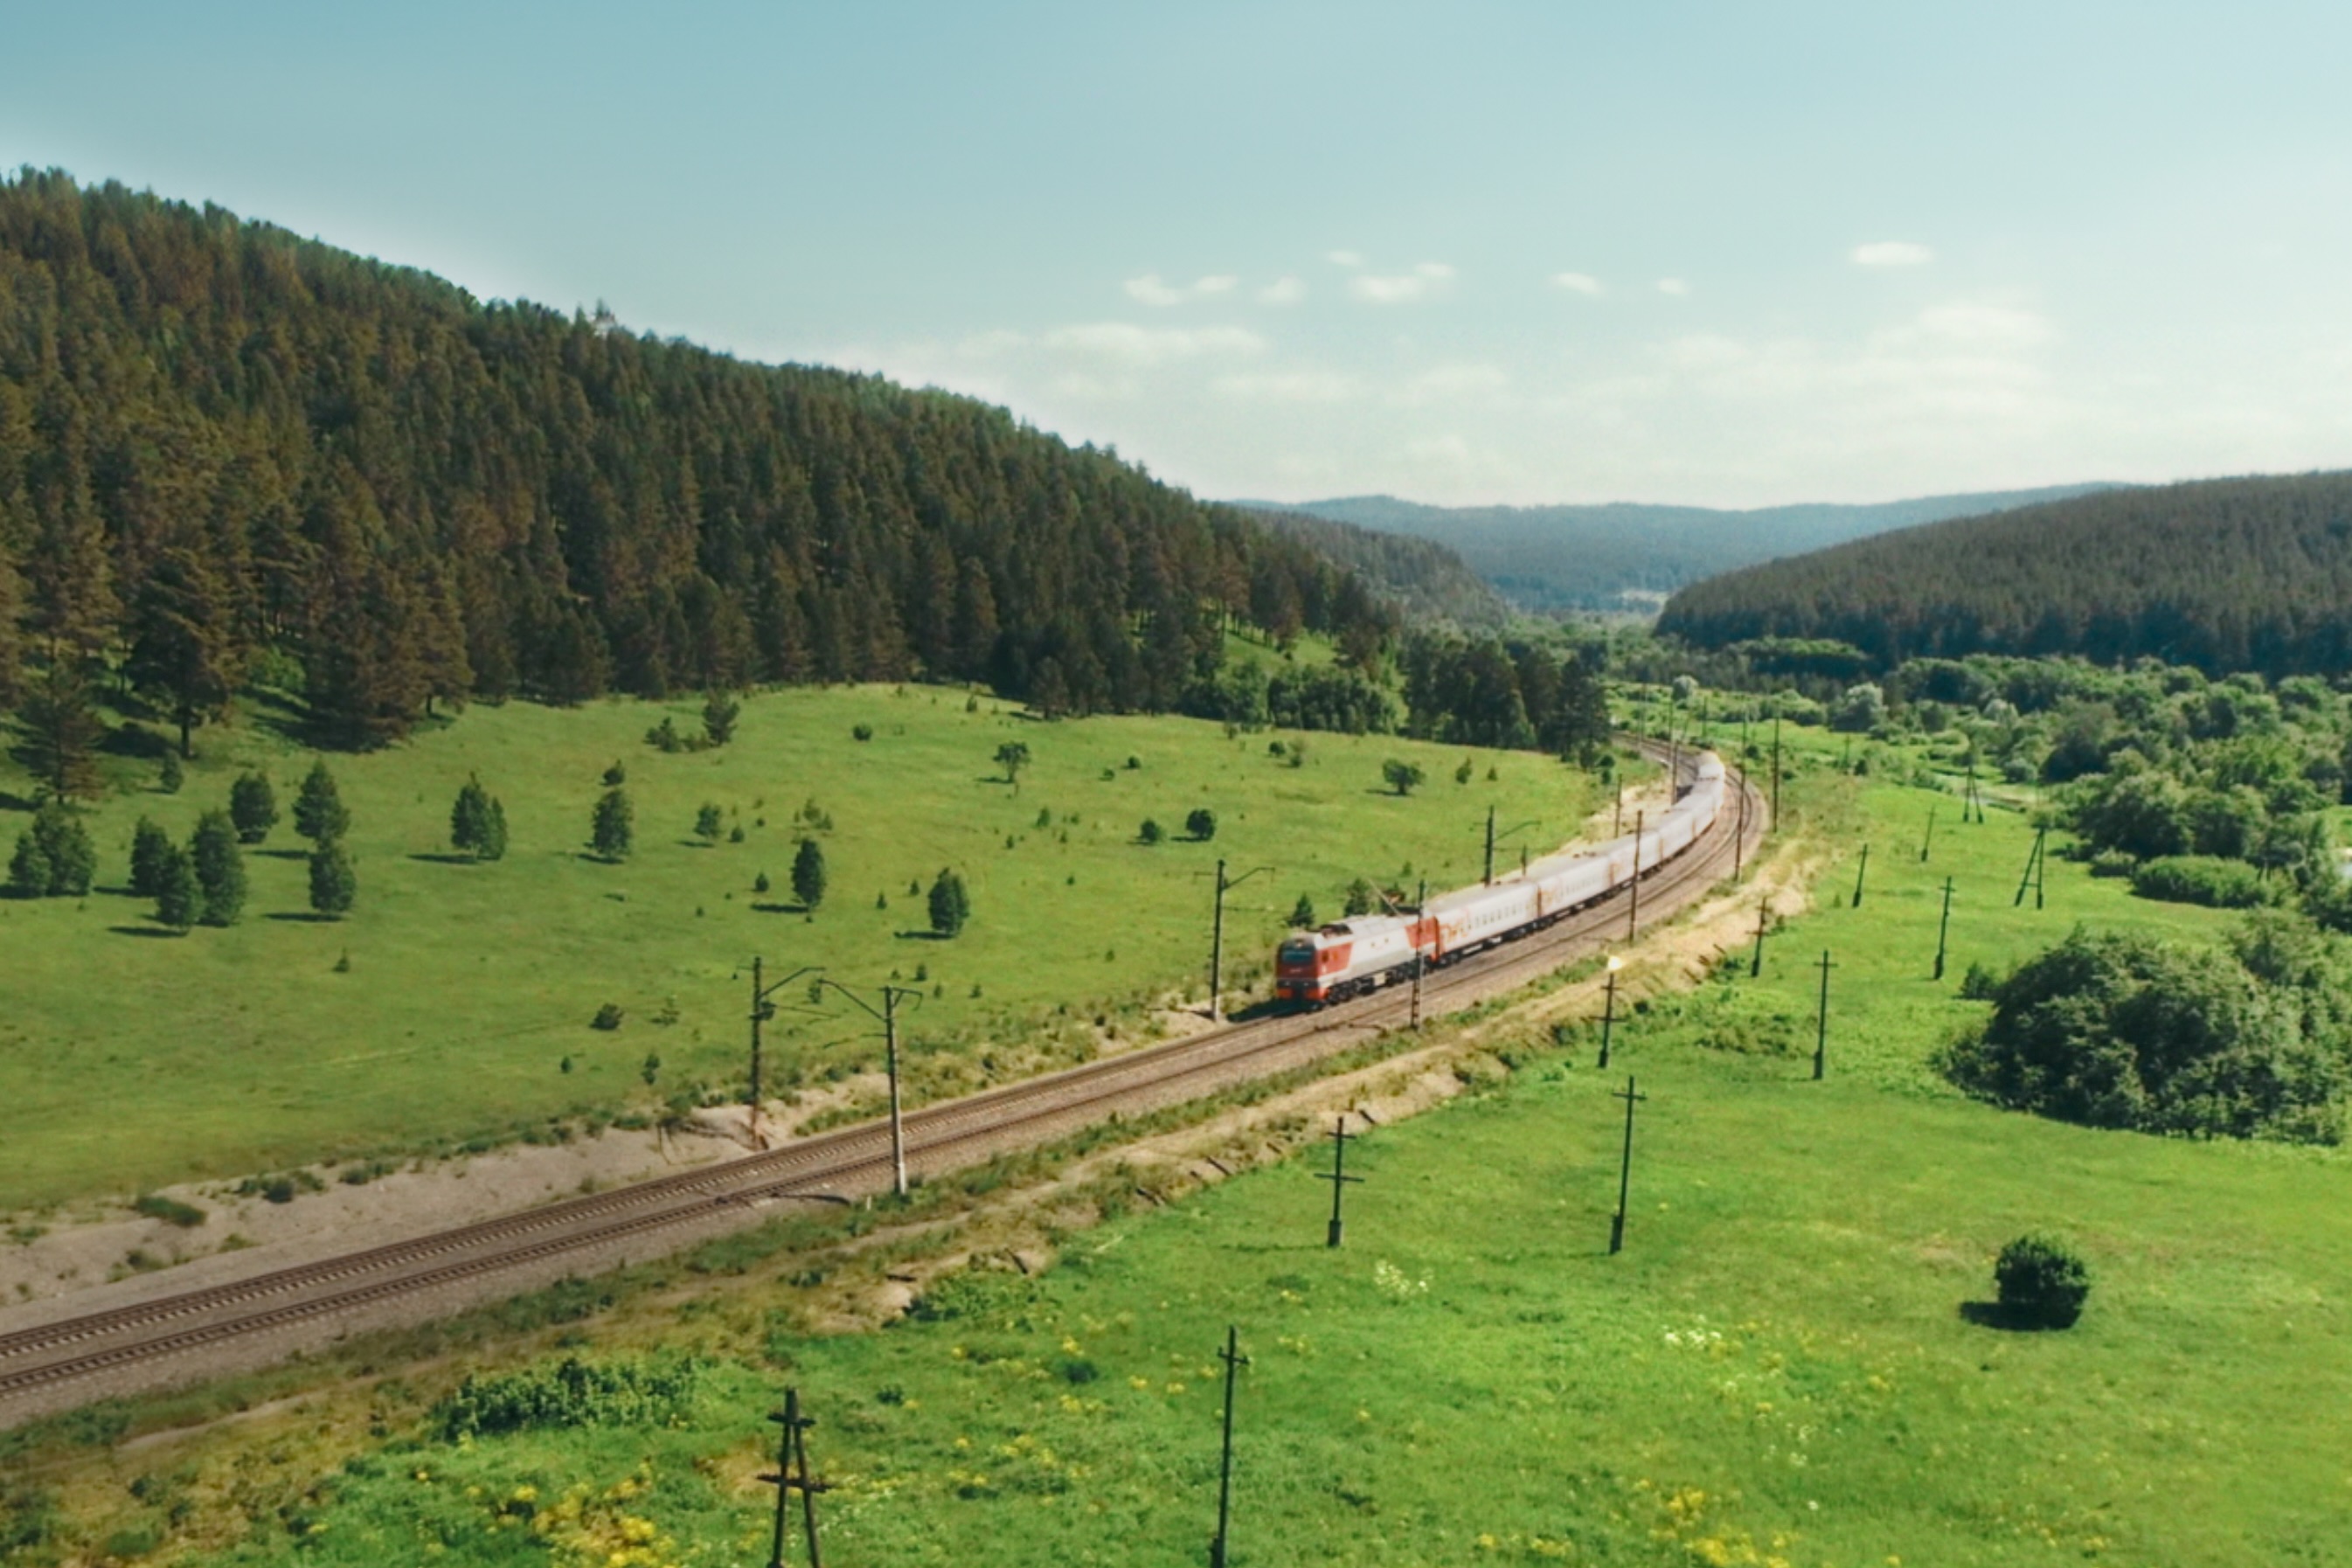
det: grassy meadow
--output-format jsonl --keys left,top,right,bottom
{"left": 38, "top": 726, "right": 2349, "bottom": 1566}
{"left": 0, "top": 687, "right": 1594, "bottom": 1213}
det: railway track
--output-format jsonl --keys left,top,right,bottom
{"left": 0, "top": 747, "right": 1767, "bottom": 1424}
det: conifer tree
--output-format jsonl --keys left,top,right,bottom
{"left": 8, "top": 827, "right": 49, "bottom": 898}
{"left": 450, "top": 775, "right": 495, "bottom": 857}
{"left": 482, "top": 797, "right": 509, "bottom": 861}
{"left": 309, "top": 838, "right": 357, "bottom": 918}
{"left": 126, "top": 545, "right": 246, "bottom": 759}
{"left": 592, "top": 787, "right": 634, "bottom": 861}
{"left": 294, "top": 760, "right": 350, "bottom": 843}
{"left": 702, "top": 691, "right": 739, "bottom": 746}
{"left": 792, "top": 838, "right": 827, "bottom": 911}
{"left": 154, "top": 844, "right": 200, "bottom": 931}
{"left": 130, "top": 816, "right": 174, "bottom": 898}
{"left": 190, "top": 809, "right": 246, "bottom": 926}
{"left": 1289, "top": 893, "right": 1317, "bottom": 928}
{"left": 927, "top": 867, "right": 970, "bottom": 938}
{"left": 229, "top": 771, "right": 278, "bottom": 843}
{"left": 17, "top": 660, "right": 105, "bottom": 800}
{"left": 10, "top": 801, "right": 95, "bottom": 897}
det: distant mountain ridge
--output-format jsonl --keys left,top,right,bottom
{"left": 1245, "top": 485, "right": 2120, "bottom": 612}
{"left": 1656, "top": 470, "right": 2352, "bottom": 679}
{"left": 1240, "top": 508, "right": 1509, "bottom": 628}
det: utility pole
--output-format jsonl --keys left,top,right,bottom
{"left": 746, "top": 960, "right": 822, "bottom": 1152}
{"left": 1203, "top": 860, "right": 1275, "bottom": 1023}
{"left": 1770, "top": 715, "right": 1783, "bottom": 830}
{"left": 1409, "top": 878, "right": 1427, "bottom": 1030}
{"left": 1813, "top": 950, "right": 1835, "bottom": 1080}
{"left": 1597, "top": 954, "right": 1624, "bottom": 1069}
{"left": 1609, "top": 1074, "right": 1647, "bottom": 1255}
{"left": 814, "top": 979, "right": 924, "bottom": 1197}
{"left": 1851, "top": 843, "right": 1870, "bottom": 909}
{"left": 1933, "top": 877, "right": 1953, "bottom": 981}
{"left": 1751, "top": 899, "right": 1770, "bottom": 978}
{"left": 760, "top": 1388, "right": 830, "bottom": 1568}
{"left": 1919, "top": 804, "right": 1937, "bottom": 864}
{"left": 1318, "top": 1114, "right": 1362, "bottom": 1247}
{"left": 2013, "top": 826, "right": 2047, "bottom": 910}
{"left": 1484, "top": 805, "right": 1495, "bottom": 887}
{"left": 1733, "top": 763, "right": 1749, "bottom": 881}
{"left": 1211, "top": 1326, "right": 1250, "bottom": 1568}
{"left": 1613, "top": 780, "right": 1624, "bottom": 836}
{"left": 1627, "top": 809, "right": 1645, "bottom": 941}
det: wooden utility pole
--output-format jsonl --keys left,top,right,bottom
{"left": 1851, "top": 843, "right": 1870, "bottom": 909}
{"left": 1733, "top": 764, "right": 1749, "bottom": 881}
{"left": 2013, "top": 826, "right": 2047, "bottom": 910}
{"left": 1751, "top": 899, "right": 1770, "bottom": 979}
{"left": 1318, "top": 1114, "right": 1362, "bottom": 1247}
{"left": 1483, "top": 805, "right": 1495, "bottom": 886}
{"left": 1409, "top": 878, "right": 1427, "bottom": 1030}
{"left": 1609, "top": 1074, "right": 1647, "bottom": 1256}
{"left": 1813, "top": 951, "right": 1835, "bottom": 1080}
{"left": 814, "top": 979, "right": 923, "bottom": 1197}
{"left": 760, "top": 1388, "right": 830, "bottom": 1568}
{"left": 1627, "top": 810, "right": 1645, "bottom": 940}
{"left": 1597, "top": 955, "right": 1623, "bottom": 1069}
{"left": 747, "top": 960, "right": 821, "bottom": 1152}
{"left": 1933, "top": 877, "right": 1954, "bottom": 981}
{"left": 1211, "top": 1326, "right": 1250, "bottom": 1568}
{"left": 1919, "top": 804, "right": 1937, "bottom": 863}
{"left": 1771, "top": 715, "right": 1783, "bottom": 829}
{"left": 1613, "top": 781, "right": 1624, "bottom": 836}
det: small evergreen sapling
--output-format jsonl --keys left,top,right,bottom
{"left": 450, "top": 775, "right": 502, "bottom": 858}
{"left": 703, "top": 692, "right": 740, "bottom": 746}
{"left": 191, "top": 809, "right": 246, "bottom": 926}
{"left": 694, "top": 802, "right": 724, "bottom": 843}
{"left": 10, "top": 802, "right": 95, "bottom": 898}
{"left": 592, "top": 788, "right": 634, "bottom": 861}
{"left": 1995, "top": 1233, "right": 2092, "bottom": 1329}
{"left": 229, "top": 771, "right": 278, "bottom": 843}
{"left": 928, "top": 867, "right": 970, "bottom": 938}
{"left": 1289, "top": 893, "right": 1317, "bottom": 928}
{"left": 1138, "top": 819, "right": 1164, "bottom": 845}
{"left": 158, "top": 751, "right": 184, "bottom": 794}
{"left": 1186, "top": 808, "right": 1217, "bottom": 841}
{"left": 129, "top": 817, "right": 173, "bottom": 898}
{"left": 293, "top": 760, "right": 350, "bottom": 843}
{"left": 153, "top": 844, "right": 200, "bottom": 931}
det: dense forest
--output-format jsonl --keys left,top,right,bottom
{"left": 1258, "top": 485, "right": 2112, "bottom": 613}
{"left": 1656, "top": 472, "right": 2352, "bottom": 678}
{"left": 0, "top": 170, "right": 1395, "bottom": 779}
{"left": 1242, "top": 507, "right": 1508, "bottom": 628}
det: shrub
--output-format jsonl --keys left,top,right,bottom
{"left": 1343, "top": 877, "right": 1378, "bottom": 917}
{"left": 1994, "top": 1233, "right": 2091, "bottom": 1329}
{"left": 309, "top": 840, "right": 357, "bottom": 918}
{"left": 2131, "top": 855, "right": 2268, "bottom": 908}
{"left": 601, "top": 760, "right": 627, "bottom": 786}
{"left": 434, "top": 1356, "right": 702, "bottom": 1440}
{"left": 754, "top": 871, "right": 771, "bottom": 894}
{"left": 1185, "top": 808, "right": 1217, "bottom": 841}
{"left": 647, "top": 715, "right": 684, "bottom": 753}
{"left": 293, "top": 760, "right": 350, "bottom": 843}
{"left": 157, "top": 751, "right": 183, "bottom": 794}
{"left": 229, "top": 771, "right": 278, "bottom": 843}
{"left": 852, "top": 723, "right": 874, "bottom": 742}
{"left": 1289, "top": 893, "right": 1317, "bottom": 928}
{"left": 10, "top": 801, "right": 95, "bottom": 898}
{"left": 1956, "top": 959, "right": 2007, "bottom": 1000}
{"left": 592, "top": 1003, "right": 624, "bottom": 1030}
{"left": 1381, "top": 759, "right": 1426, "bottom": 795}
{"left": 132, "top": 1193, "right": 205, "bottom": 1228}
{"left": 190, "top": 809, "right": 246, "bottom": 926}
{"left": 1138, "top": 818, "right": 1164, "bottom": 845}
{"left": 695, "top": 802, "right": 725, "bottom": 842}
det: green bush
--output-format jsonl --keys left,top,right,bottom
{"left": 2131, "top": 855, "right": 2268, "bottom": 908}
{"left": 229, "top": 770, "right": 278, "bottom": 843}
{"left": 132, "top": 1193, "right": 205, "bottom": 1228}
{"left": 434, "top": 1356, "right": 702, "bottom": 1440}
{"left": 1994, "top": 1233, "right": 2091, "bottom": 1329}
{"left": 9, "top": 801, "right": 94, "bottom": 898}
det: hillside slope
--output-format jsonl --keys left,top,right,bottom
{"left": 1655, "top": 470, "right": 2352, "bottom": 677}
{"left": 1252, "top": 485, "right": 2115, "bottom": 611}
{"left": 1242, "top": 507, "right": 1509, "bottom": 627}
{"left": 0, "top": 170, "right": 1387, "bottom": 753}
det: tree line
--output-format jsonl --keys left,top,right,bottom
{"left": 0, "top": 170, "right": 1397, "bottom": 779}
{"left": 1656, "top": 471, "right": 2352, "bottom": 681}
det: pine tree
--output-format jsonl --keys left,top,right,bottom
{"left": 11, "top": 801, "right": 96, "bottom": 897}
{"left": 482, "top": 797, "right": 509, "bottom": 861}
{"left": 229, "top": 772, "right": 278, "bottom": 843}
{"left": 126, "top": 545, "right": 246, "bottom": 760}
{"left": 1289, "top": 893, "right": 1317, "bottom": 928}
{"left": 451, "top": 775, "right": 494, "bottom": 857}
{"left": 130, "top": 817, "right": 173, "bottom": 898}
{"left": 17, "top": 659, "right": 105, "bottom": 800}
{"left": 592, "top": 787, "right": 634, "bottom": 861}
{"left": 927, "top": 867, "right": 970, "bottom": 938}
{"left": 158, "top": 750, "right": 184, "bottom": 794}
{"left": 702, "top": 691, "right": 740, "bottom": 746}
{"left": 154, "top": 844, "right": 200, "bottom": 931}
{"left": 309, "top": 838, "right": 357, "bottom": 918}
{"left": 8, "top": 828, "right": 50, "bottom": 898}
{"left": 792, "top": 838, "right": 827, "bottom": 911}
{"left": 694, "top": 802, "right": 724, "bottom": 843}
{"left": 293, "top": 760, "right": 350, "bottom": 843}
{"left": 190, "top": 809, "right": 246, "bottom": 926}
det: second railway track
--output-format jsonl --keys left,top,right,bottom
{"left": 0, "top": 747, "right": 1767, "bottom": 1422}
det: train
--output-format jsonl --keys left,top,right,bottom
{"left": 1273, "top": 751, "right": 1729, "bottom": 1008}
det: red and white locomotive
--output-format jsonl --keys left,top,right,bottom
{"left": 1274, "top": 752, "right": 1728, "bottom": 1007}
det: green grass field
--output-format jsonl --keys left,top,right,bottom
{"left": 0, "top": 688, "right": 1594, "bottom": 1213}
{"left": 66, "top": 728, "right": 2349, "bottom": 1566}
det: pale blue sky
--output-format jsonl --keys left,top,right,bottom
{"left": 10, "top": 1, "right": 2352, "bottom": 505}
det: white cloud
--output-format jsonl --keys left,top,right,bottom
{"left": 1212, "top": 370, "right": 1356, "bottom": 404}
{"left": 1851, "top": 240, "right": 1935, "bottom": 267}
{"left": 1351, "top": 261, "right": 1456, "bottom": 304}
{"left": 1391, "top": 362, "right": 1510, "bottom": 406}
{"left": 1326, "top": 249, "right": 1364, "bottom": 267}
{"left": 954, "top": 328, "right": 1026, "bottom": 358}
{"left": 1040, "top": 322, "right": 1266, "bottom": 366}
{"left": 1910, "top": 302, "right": 2050, "bottom": 347}
{"left": 1123, "top": 273, "right": 1239, "bottom": 307}
{"left": 1551, "top": 271, "right": 1603, "bottom": 295}
{"left": 1257, "top": 275, "right": 1306, "bottom": 305}
{"left": 1656, "top": 278, "right": 1690, "bottom": 296}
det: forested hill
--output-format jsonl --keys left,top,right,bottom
{"left": 1656, "top": 471, "right": 2352, "bottom": 678}
{"left": 1250, "top": 485, "right": 2114, "bottom": 612}
{"left": 1241, "top": 508, "right": 1509, "bottom": 628}
{"left": 0, "top": 170, "right": 1391, "bottom": 753}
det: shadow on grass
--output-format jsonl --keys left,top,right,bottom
{"left": 266, "top": 911, "right": 343, "bottom": 924}
{"left": 894, "top": 929, "right": 952, "bottom": 940}
{"left": 254, "top": 848, "right": 310, "bottom": 862}
{"left": 408, "top": 852, "right": 477, "bottom": 865}
{"left": 109, "top": 925, "right": 183, "bottom": 939}
{"left": 1960, "top": 1301, "right": 2074, "bottom": 1333}
{"left": 751, "top": 900, "right": 812, "bottom": 916}
{"left": 0, "top": 791, "right": 38, "bottom": 814}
